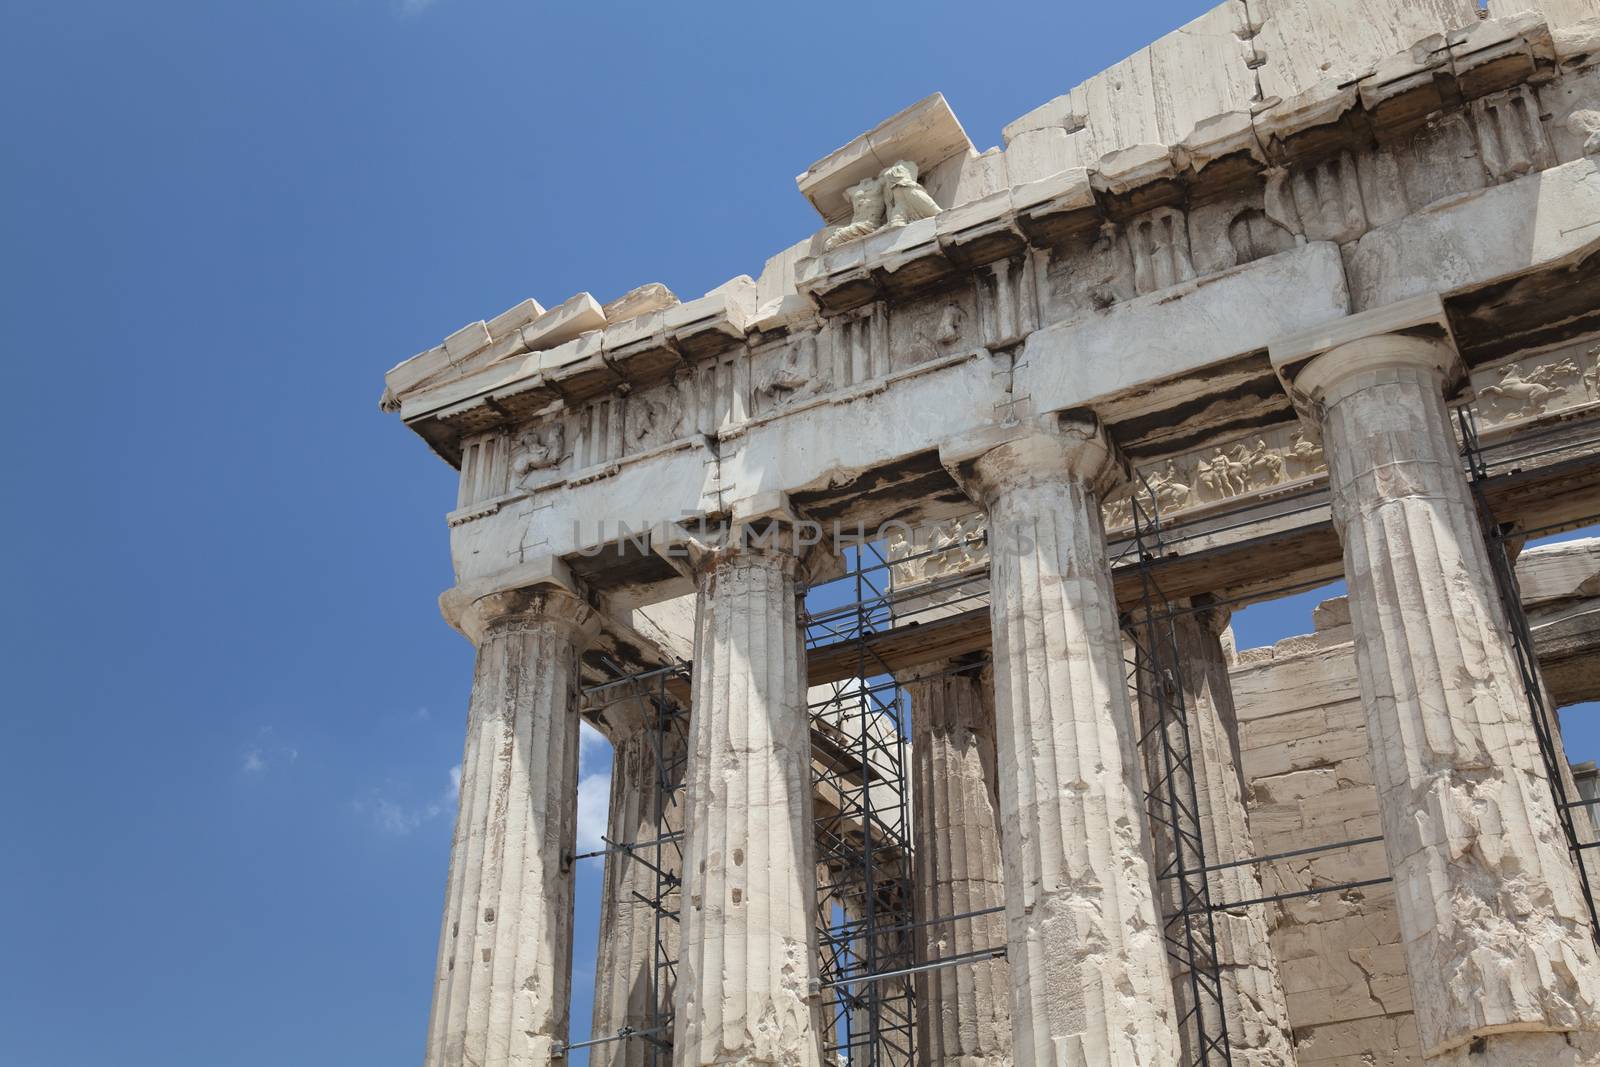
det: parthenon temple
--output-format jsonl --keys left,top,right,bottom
{"left": 380, "top": 1, "right": 1600, "bottom": 1063}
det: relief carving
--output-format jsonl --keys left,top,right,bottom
{"left": 1287, "top": 431, "right": 1329, "bottom": 479}
{"left": 886, "top": 515, "right": 988, "bottom": 589}
{"left": 1102, "top": 426, "right": 1327, "bottom": 531}
{"left": 1399, "top": 113, "right": 1486, "bottom": 212}
{"left": 1569, "top": 111, "right": 1600, "bottom": 156}
{"left": 755, "top": 328, "right": 822, "bottom": 410}
{"left": 628, "top": 389, "right": 683, "bottom": 451}
{"left": 1471, "top": 342, "right": 1600, "bottom": 427}
{"left": 512, "top": 422, "right": 566, "bottom": 488}
{"left": 901, "top": 301, "right": 968, "bottom": 367}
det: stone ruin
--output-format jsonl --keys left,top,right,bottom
{"left": 379, "top": 1, "right": 1600, "bottom": 1064}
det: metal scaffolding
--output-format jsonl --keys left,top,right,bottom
{"left": 804, "top": 541, "right": 917, "bottom": 1067}
{"left": 1458, "top": 405, "right": 1600, "bottom": 942}
{"left": 564, "top": 661, "right": 689, "bottom": 1065}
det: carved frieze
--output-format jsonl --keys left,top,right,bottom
{"left": 1128, "top": 206, "right": 1196, "bottom": 295}
{"left": 1045, "top": 223, "right": 1137, "bottom": 320}
{"left": 1397, "top": 112, "right": 1487, "bottom": 213}
{"left": 1103, "top": 424, "right": 1328, "bottom": 531}
{"left": 1225, "top": 207, "right": 1299, "bottom": 268}
{"left": 625, "top": 386, "right": 685, "bottom": 453}
{"left": 458, "top": 430, "right": 512, "bottom": 510}
{"left": 1474, "top": 85, "right": 1556, "bottom": 182}
{"left": 679, "top": 350, "right": 748, "bottom": 435}
{"left": 827, "top": 304, "right": 891, "bottom": 390}
{"left": 976, "top": 256, "right": 1040, "bottom": 349}
{"left": 1469, "top": 340, "right": 1600, "bottom": 429}
{"left": 753, "top": 329, "right": 823, "bottom": 415}
{"left": 890, "top": 293, "right": 975, "bottom": 372}
{"left": 573, "top": 392, "right": 627, "bottom": 470}
{"left": 1270, "top": 152, "right": 1369, "bottom": 245}
{"left": 510, "top": 421, "right": 566, "bottom": 488}
{"left": 886, "top": 514, "right": 989, "bottom": 590}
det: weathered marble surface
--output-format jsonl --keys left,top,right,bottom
{"left": 589, "top": 693, "right": 685, "bottom": 1067}
{"left": 903, "top": 660, "right": 1012, "bottom": 1066}
{"left": 1294, "top": 332, "right": 1600, "bottom": 1058}
{"left": 1132, "top": 601, "right": 1298, "bottom": 1067}
{"left": 673, "top": 531, "right": 823, "bottom": 1067}
{"left": 945, "top": 416, "right": 1179, "bottom": 1065}
{"left": 424, "top": 588, "right": 598, "bottom": 1067}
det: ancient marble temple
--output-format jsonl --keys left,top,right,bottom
{"left": 381, "top": 1, "right": 1600, "bottom": 1064}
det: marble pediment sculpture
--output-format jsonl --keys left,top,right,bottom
{"left": 822, "top": 160, "right": 940, "bottom": 251}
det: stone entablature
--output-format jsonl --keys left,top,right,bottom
{"left": 384, "top": 8, "right": 1600, "bottom": 607}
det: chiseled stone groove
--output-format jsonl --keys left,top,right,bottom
{"left": 425, "top": 590, "right": 595, "bottom": 1067}
{"left": 591, "top": 694, "right": 685, "bottom": 1067}
{"left": 904, "top": 659, "right": 1013, "bottom": 1065}
{"left": 1132, "top": 602, "right": 1298, "bottom": 1067}
{"left": 1314, "top": 342, "right": 1600, "bottom": 1059}
{"left": 673, "top": 546, "right": 823, "bottom": 1067}
{"left": 962, "top": 421, "right": 1179, "bottom": 1065}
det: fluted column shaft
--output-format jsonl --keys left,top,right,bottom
{"left": 904, "top": 659, "right": 1012, "bottom": 1066}
{"left": 953, "top": 417, "right": 1180, "bottom": 1066}
{"left": 1133, "top": 602, "right": 1297, "bottom": 1066}
{"left": 1303, "top": 334, "right": 1600, "bottom": 1062}
{"left": 673, "top": 533, "right": 823, "bottom": 1067}
{"left": 424, "top": 586, "right": 598, "bottom": 1067}
{"left": 591, "top": 694, "right": 685, "bottom": 1067}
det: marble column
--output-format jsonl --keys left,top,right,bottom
{"left": 424, "top": 585, "right": 598, "bottom": 1067}
{"left": 1294, "top": 332, "right": 1600, "bottom": 1064}
{"left": 591, "top": 692, "right": 685, "bottom": 1067}
{"left": 672, "top": 528, "right": 824, "bottom": 1067}
{"left": 1131, "top": 600, "right": 1297, "bottom": 1067}
{"left": 903, "top": 658, "right": 1012, "bottom": 1066}
{"left": 944, "top": 415, "right": 1180, "bottom": 1065}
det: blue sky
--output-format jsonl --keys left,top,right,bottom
{"left": 2, "top": 2, "right": 1594, "bottom": 1065}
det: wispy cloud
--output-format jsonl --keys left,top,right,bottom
{"left": 241, "top": 727, "right": 298, "bottom": 777}
{"left": 355, "top": 764, "right": 460, "bottom": 836}
{"left": 397, "top": 0, "right": 438, "bottom": 15}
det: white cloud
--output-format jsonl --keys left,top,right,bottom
{"left": 579, "top": 720, "right": 611, "bottom": 778}
{"left": 356, "top": 765, "right": 460, "bottom": 837}
{"left": 240, "top": 728, "right": 297, "bottom": 777}
{"left": 576, "top": 771, "right": 611, "bottom": 852}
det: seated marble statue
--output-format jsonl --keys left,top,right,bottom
{"left": 880, "top": 159, "right": 940, "bottom": 227}
{"left": 823, "top": 178, "right": 888, "bottom": 251}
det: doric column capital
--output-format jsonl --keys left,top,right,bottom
{"left": 1270, "top": 293, "right": 1463, "bottom": 427}
{"left": 1295, "top": 333, "right": 1462, "bottom": 408}
{"left": 440, "top": 567, "right": 599, "bottom": 649}
{"left": 666, "top": 491, "right": 834, "bottom": 587}
{"left": 941, "top": 410, "right": 1127, "bottom": 507}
